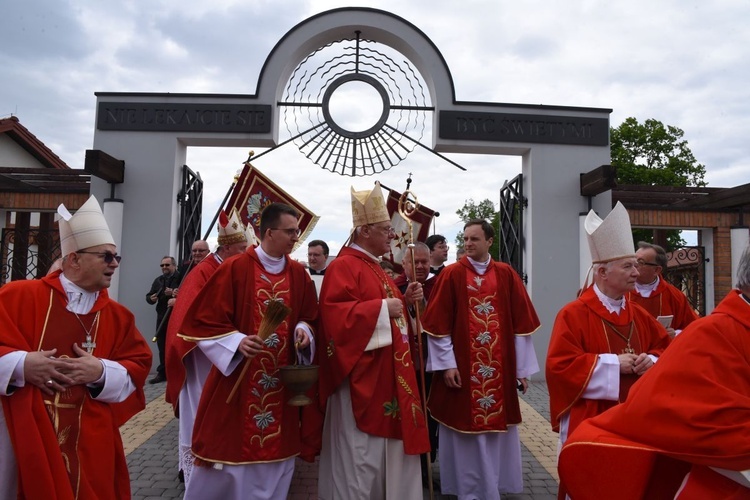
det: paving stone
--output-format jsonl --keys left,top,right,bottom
{"left": 126, "top": 380, "right": 559, "bottom": 499}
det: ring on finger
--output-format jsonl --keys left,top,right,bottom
{"left": 46, "top": 380, "right": 53, "bottom": 385}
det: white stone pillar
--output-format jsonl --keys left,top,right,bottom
{"left": 103, "top": 198, "right": 124, "bottom": 301}
{"left": 579, "top": 212, "right": 592, "bottom": 290}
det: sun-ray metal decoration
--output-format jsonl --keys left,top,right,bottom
{"left": 279, "top": 31, "right": 464, "bottom": 176}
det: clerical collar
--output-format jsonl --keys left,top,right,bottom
{"left": 256, "top": 245, "right": 286, "bottom": 274}
{"left": 634, "top": 276, "right": 660, "bottom": 298}
{"left": 213, "top": 253, "right": 223, "bottom": 264}
{"left": 59, "top": 272, "right": 99, "bottom": 314}
{"left": 467, "top": 255, "right": 491, "bottom": 275}
{"left": 351, "top": 243, "right": 381, "bottom": 262}
{"left": 740, "top": 292, "right": 750, "bottom": 306}
{"left": 593, "top": 283, "right": 626, "bottom": 315}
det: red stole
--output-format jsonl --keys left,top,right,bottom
{"left": 318, "top": 246, "right": 429, "bottom": 455}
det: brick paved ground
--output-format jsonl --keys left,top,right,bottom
{"left": 125, "top": 379, "right": 558, "bottom": 499}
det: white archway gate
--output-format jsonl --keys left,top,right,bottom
{"left": 91, "top": 7, "right": 612, "bottom": 371}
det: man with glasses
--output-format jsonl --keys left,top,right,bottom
{"left": 559, "top": 245, "right": 750, "bottom": 498}
{"left": 628, "top": 241, "right": 699, "bottom": 338}
{"left": 0, "top": 195, "right": 152, "bottom": 499}
{"left": 146, "top": 255, "right": 180, "bottom": 384}
{"left": 178, "top": 240, "right": 210, "bottom": 283}
{"left": 425, "top": 234, "right": 449, "bottom": 276}
{"left": 546, "top": 202, "right": 670, "bottom": 499}
{"left": 318, "top": 181, "right": 429, "bottom": 499}
{"left": 178, "top": 202, "right": 318, "bottom": 499}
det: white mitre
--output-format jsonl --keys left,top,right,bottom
{"left": 585, "top": 201, "right": 635, "bottom": 264}
{"left": 351, "top": 181, "right": 390, "bottom": 227}
{"left": 57, "top": 195, "right": 115, "bottom": 256}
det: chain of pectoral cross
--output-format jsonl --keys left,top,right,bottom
{"left": 73, "top": 311, "right": 100, "bottom": 353}
{"left": 601, "top": 319, "right": 636, "bottom": 354}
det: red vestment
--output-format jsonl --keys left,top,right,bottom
{"left": 558, "top": 290, "right": 750, "bottom": 499}
{"left": 0, "top": 271, "right": 151, "bottom": 499}
{"left": 421, "top": 258, "right": 540, "bottom": 432}
{"left": 179, "top": 248, "right": 319, "bottom": 464}
{"left": 546, "top": 286, "right": 671, "bottom": 434}
{"left": 627, "top": 277, "right": 699, "bottom": 330}
{"left": 318, "top": 246, "right": 429, "bottom": 455}
{"left": 165, "top": 253, "right": 220, "bottom": 409}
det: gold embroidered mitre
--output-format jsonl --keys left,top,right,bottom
{"left": 350, "top": 181, "right": 390, "bottom": 228}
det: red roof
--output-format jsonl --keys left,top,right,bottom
{"left": 0, "top": 116, "right": 70, "bottom": 170}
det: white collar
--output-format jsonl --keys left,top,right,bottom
{"left": 467, "top": 255, "right": 491, "bottom": 275}
{"left": 351, "top": 243, "right": 381, "bottom": 262}
{"left": 634, "top": 276, "right": 660, "bottom": 297}
{"left": 59, "top": 272, "right": 99, "bottom": 314}
{"left": 593, "top": 283, "right": 626, "bottom": 315}
{"left": 256, "top": 245, "right": 286, "bottom": 274}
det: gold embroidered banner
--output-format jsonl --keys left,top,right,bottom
{"left": 226, "top": 163, "right": 319, "bottom": 252}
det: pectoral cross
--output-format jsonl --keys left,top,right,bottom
{"left": 622, "top": 345, "right": 635, "bottom": 354}
{"left": 82, "top": 335, "right": 96, "bottom": 354}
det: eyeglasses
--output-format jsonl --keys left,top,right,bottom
{"left": 371, "top": 225, "right": 396, "bottom": 235}
{"left": 635, "top": 259, "right": 659, "bottom": 268}
{"left": 77, "top": 251, "right": 122, "bottom": 264}
{"left": 192, "top": 248, "right": 209, "bottom": 254}
{"left": 160, "top": 264, "right": 172, "bottom": 268}
{"left": 270, "top": 227, "right": 302, "bottom": 237}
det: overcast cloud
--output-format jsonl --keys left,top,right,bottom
{"left": 2, "top": 0, "right": 749, "bottom": 260}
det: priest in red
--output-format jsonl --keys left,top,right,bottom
{"left": 0, "top": 195, "right": 151, "bottom": 499}
{"left": 164, "top": 208, "right": 249, "bottom": 486}
{"left": 558, "top": 246, "right": 750, "bottom": 499}
{"left": 178, "top": 203, "right": 318, "bottom": 500}
{"left": 317, "top": 181, "right": 429, "bottom": 500}
{"left": 627, "top": 241, "right": 699, "bottom": 338}
{"left": 422, "top": 219, "right": 540, "bottom": 499}
{"left": 546, "top": 202, "right": 670, "bottom": 499}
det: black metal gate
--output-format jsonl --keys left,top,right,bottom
{"left": 1, "top": 228, "right": 60, "bottom": 285}
{"left": 663, "top": 246, "right": 706, "bottom": 316}
{"left": 499, "top": 174, "right": 527, "bottom": 283}
{"left": 177, "top": 165, "right": 203, "bottom": 266}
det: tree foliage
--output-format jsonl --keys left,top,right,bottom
{"left": 611, "top": 117, "right": 707, "bottom": 187}
{"left": 611, "top": 117, "right": 708, "bottom": 250}
{"left": 455, "top": 198, "right": 500, "bottom": 258}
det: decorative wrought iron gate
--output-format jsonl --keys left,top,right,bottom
{"left": 663, "top": 245, "right": 706, "bottom": 316}
{"left": 1, "top": 228, "right": 60, "bottom": 285}
{"left": 177, "top": 165, "right": 203, "bottom": 266}
{"left": 499, "top": 174, "right": 527, "bottom": 283}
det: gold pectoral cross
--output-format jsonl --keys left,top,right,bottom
{"left": 622, "top": 346, "right": 636, "bottom": 354}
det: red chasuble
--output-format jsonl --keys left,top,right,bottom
{"left": 627, "top": 278, "right": 699, "bottom": 331}
{"left": 179, "top": 248, "right": 318, "bottom": 464}
{"left": 317, "top": 246, "right": 430, "bottom": 455}
{"left": 165, "top": 254, "right": 220, "bottom": 409}
{"left": 559, "top": 290, "right": 750, "bottom": 500}
{"left": 421, "top": 258, "right": 540, "bottom": 432}
{"left": 546, "top": 286, "right": 671, "bottom": 435}
{"left": 0, "top": 271, "right": 151, "bottom": 500}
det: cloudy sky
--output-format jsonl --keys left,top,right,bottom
{"left": 3, "top": 0, "right": 749, "bottom": 261}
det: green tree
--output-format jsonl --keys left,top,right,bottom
{"left": 611, "top": 117, "right": 708, "bottom": 249}
{"left": 455, "top": 198, "right": 500, "bottom": 258}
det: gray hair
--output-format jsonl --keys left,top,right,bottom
{"left": 737, "top": 245, "right": 750, "bottom": 290}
